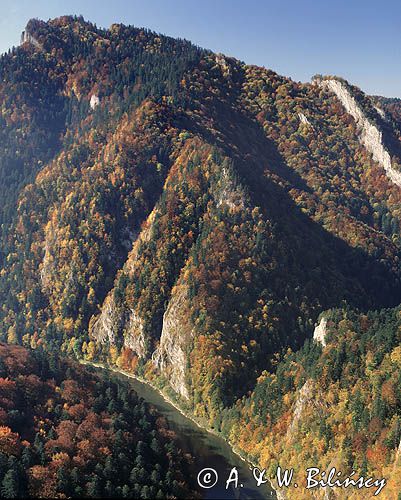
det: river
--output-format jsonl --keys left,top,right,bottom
{"left": 96, "top": 364, "right": 276, "bottom": 499}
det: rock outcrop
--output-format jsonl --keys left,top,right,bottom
{"left": 215, "top": 165, "right": 245, "bottom": 211}
{"left": 90, "top": 294, "right": 119, "bottom": 345}
{"left": 298, "top": 112, "right": 311, "bottom": 126}
{"left": 90, "top": 94, "right": 100, "bottom": 109}
{"left": 318, "top": 78, "right": 401, "bottom": 188}
{"left": 374, "top": 105, "right": 386, "bottom": 120}
{"left": 90, "top": 294, "right": 148, "bottom": 358}
{"left": 313, "top": 316, "right": 327, "bottom": 347}
{"left": 152, "top": 284, "right": 194, "bottom": 399}
{"left": 89, "top": 207, "right": 159, "bottom": 358}
{"left": 40, "top": 221, "right": 57, "bottom": 290}
{"left": 20, "top": 30, "right": 41, "bottom": 49}
{"left": 124, "top": 310, "right": 147, "bottom": 358}
{"left": 286, "top": 380, "right": 313, "bottom": 439}
{"left": 287, "top": 378, "right": 329, "bottom": 444}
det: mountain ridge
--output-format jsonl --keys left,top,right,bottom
{"left": 1, "top": 16, "right": 401, "bottom": 497}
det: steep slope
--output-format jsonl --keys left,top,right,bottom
{"left": 0, "top": 15, "right": 205, "bottom": 346}
{"left": 373, "top": 96, "right": 401, "bottom": 126}
{"left": 88, "top": 59, "right": 401, "bottom": 410}
{"left": 231, "top": 306, "right": 401, "bottom": 498}
{"left": 0, "top": 32, "right": 67, "bottom": 239}
{"left": 1, "top": 16, "right": 401, "bottom": 499}
{"left": 0, "top": 15, "right": 204, "bottom": 251}
{"left": 315, "top": 76, "right": 401, "bottom": 187}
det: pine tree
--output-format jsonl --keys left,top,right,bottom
{"left": 87, "top": 474, "right": 102, "bottom": 497}
{"left": 1, "top": 469, "right": 19, "bottom": 499}
{"left": 122, "top": 484, "right": 131, "bottom": 498}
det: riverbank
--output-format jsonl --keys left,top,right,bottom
{"left": 80, "top": 359, "right": 278, "bottom": 498}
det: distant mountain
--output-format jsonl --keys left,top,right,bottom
{"left": 1, "top": 16, "right": 401, "bottom": 497}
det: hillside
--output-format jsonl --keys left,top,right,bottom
{"left": 0, "top": 343, "right": 198, "bottom": 498}
{"left": 1, "top": 15, "right": 401, "bottom": 498}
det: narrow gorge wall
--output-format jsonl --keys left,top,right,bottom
{"left": 319, "top": 78, "right": 401, "bottom": 188}
{"left": 90, "top": 294, "right": 148, "bottom": 359}
{"left": 152, "top": 284, "right": 194, "bottom": 399}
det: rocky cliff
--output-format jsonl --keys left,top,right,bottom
{"left": 313, "top": 316, "right": 327, "bottom": 347}
{"left": 152, "top": 284, "right": 194, "bottom": 399}
{"left": 20, "top": 30, "right": 41, "bottom": 49}
{"left": 318, "top": 77, "right": 401, "bottom": 188}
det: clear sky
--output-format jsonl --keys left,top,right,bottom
{"left": 1, "top": 0, "right": 400, "bottom": 97}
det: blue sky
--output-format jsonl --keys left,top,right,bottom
{"left": 1, "top": 0, "right": 400, "bottom": 97}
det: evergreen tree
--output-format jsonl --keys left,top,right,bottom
{"left": 1, "top": 469, "right": 19, "bottom": 499}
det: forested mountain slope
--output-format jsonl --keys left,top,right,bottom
{"left": 1, "top": 15, "right": 401, "bottom": 498}
{"left": 0, "top": 343, "right": 198, "bottom": 498}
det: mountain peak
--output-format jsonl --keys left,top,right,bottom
{"left": 1, "top": 17, "right": 401, "bottom": 498}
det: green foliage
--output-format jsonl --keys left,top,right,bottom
{"left": 1, "top": 15, "right": 401, "bottom": 496}
{"left": 0, "top": 343, "right": 198, "bottom": 498}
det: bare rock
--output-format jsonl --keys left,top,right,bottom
{"left": 152, "top": 284, "right": 194, "bottom": 399}
{"left": 90, "top": 294, "right": 119, "bottom": 345}
{"left": 313, "top": 316, "right": 327, "bottom": 347}
{"left": 124, "top": 310, "right": 147, "bottom": 358}
{"left": 319, "top": 79, "right": 401, "bottom": 188}
{"left": 215, "top": 165, "right": 245, "bottom": 211}
{"left": 298, "top": 112, "right": 311, "bottom": 126}
{"left": 90, "top": 94, "right": 100, "bottom": 109}
{"left": 20, "top": 30, "right": 41, "bottom": 49}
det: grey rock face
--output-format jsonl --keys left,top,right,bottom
{"left": 320, "top": 79, "right": 401, "bottom": 188}
{"left": 152, "top": 284, "right": 194, "bottom": 399}
{"left": 20, "top": 30, "right": 41, "bottom": 49}
{"left": 313, "top": 316, "right": 327, "bottom": 347}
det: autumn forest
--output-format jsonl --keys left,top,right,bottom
{"left": 1, "top": 14, "right": 401, "bottom": 499}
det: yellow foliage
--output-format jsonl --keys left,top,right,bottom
{"left": 7, "top": 326, "right": 18, "bottom": 344}
{"left": 85, "top": 341, "right": 96, "bottom": 361}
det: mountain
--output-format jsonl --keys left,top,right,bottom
{"left": 1, "top": 15, "right": 401, "bottom": 498}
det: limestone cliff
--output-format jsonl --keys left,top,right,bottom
{"left": 90, "top": 294, "right": 148, "bottom": 358}
{"left": 124, "top": 310, "right": 147, "bottom": 358}
{"left": 286, "top": 379, "right": 313, "bottom": 439}
{"left": 90, "top": 94, "right": 100, "bottom": 109}
{"left": 317, "top": 78, "right": 401, "bottom": 188}
{"left": 214, "top": 165, "right": 245, "bottom": 211}
{"left": 20, "top": 30, "right": 41, "bottom": 49}
{"left": 286, "top": 377, "right": 329, "bottom": 444}
{"left": 40, "top": 220, "right": 57, "bottom": 291}
{"left": 152, "top": 284, "right": 194, "bottom": 399}
{"left": 89, "top": 209, "right": 157, "bottom": 351}
{"left": 313, "top": 316, "right": 327, "bottom": 347}
{"left": 90, "top": 294, "right": 119, "bottom": 345}
{"left": 298, "top": 112, "right": 311, "bottom": 126}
